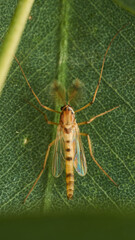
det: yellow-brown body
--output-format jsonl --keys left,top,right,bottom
{"left": 60, "top": 105, "right": 76, "bottom": 199}
{"left": 17, "top": 26, "right": 122, "bottom": 203}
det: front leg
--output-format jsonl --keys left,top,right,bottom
{"left": 26, "top": 100, "right": 59, "bottom": 126}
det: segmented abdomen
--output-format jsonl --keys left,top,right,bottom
{"left": 65, "top": 139, "right": 74, "bottom": 199}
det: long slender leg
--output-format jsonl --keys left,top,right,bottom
{"left": 26, "top": 100, "right": 59, "bottom": 126}
{"left": 14, "top": 56, "right": 60, "bottom": 114}
{"left": 75, "top": 24, "right": 128, "bottom": 113}
{"left": 24, "top": 139, "right": 56, "bottom": 203}
{"left": 80, "top": 132, "right": 118, "bottom": 186}
{"left": 78, "top": 106, "right": 119, "bottom": 126}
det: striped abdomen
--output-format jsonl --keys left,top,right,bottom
{"left": 60, "top": 105, "right": 76, "bottom": 199}
{"left": 65, "top": 140, "right": 74, "bottom": 199}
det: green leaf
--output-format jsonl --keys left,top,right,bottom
{"left": 0, "top": 0, "right": 135, "bottom": 215}
{"left": 114, "top": 0, "right": 135, "bottom": 15}
{"left": 0, "top": 0, "right": 35, "bottom": 95}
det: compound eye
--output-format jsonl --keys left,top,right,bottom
{"left": 61, "top": 105, "right": 65, "bottom": 110}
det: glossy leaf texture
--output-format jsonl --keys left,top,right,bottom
{"left": 0, "top": 0, "right": 135, "bottom": 215}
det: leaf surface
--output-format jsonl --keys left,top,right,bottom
{"left": 0, "top": 0, "right": 135, "bottom": 215}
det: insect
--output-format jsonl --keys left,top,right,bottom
{"left": 15, "top": 25, "right": 127, "bottom": 202}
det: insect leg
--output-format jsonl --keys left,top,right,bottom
{"left": 24, "top": 139, "right": 56, "bottom": 203}
{"left": 80, "top": 132, "right": 118, "bottom": 186}
{"left": 26, "top": 100, "right": 59, "bottom": 126}
{"left": 14, "top": 56, "right": 60, "bottom": 114}
{"left": 75, "top": 24, "right": 128, "bottom": 113}
{"left": 78, "top": 106, "right": 119, "bottom": 126}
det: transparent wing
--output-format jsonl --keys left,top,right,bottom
{"left": 73, "top": 129, "right": 87, "bottom": 176}
{"left": 52, "top": 126, "right": 65, "bottom": 178}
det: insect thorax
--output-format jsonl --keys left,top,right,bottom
{"left": 60, "top": 105, "right": 75, "bottom": 126}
